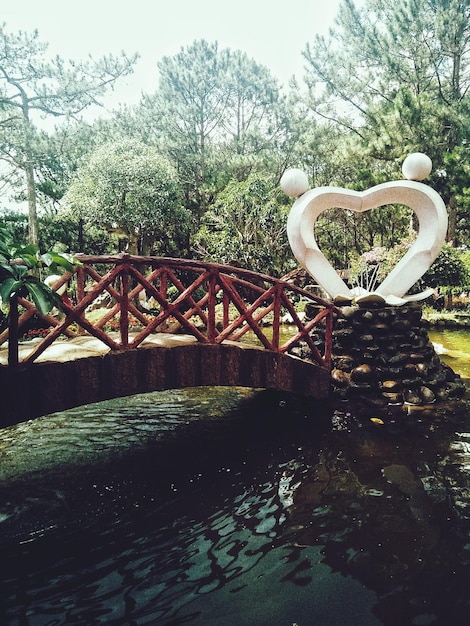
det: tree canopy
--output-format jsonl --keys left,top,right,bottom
{"left": 195, "top": 174, "right": 292, "bottom": 276}
{"left": 0, "top": 23, "right": 137, "bottom": 245}
{"left": 1, "top": 2, "right": 470, "bottom": 293}
{"left": 61, "top": 139, "right": 190, "bottom": 256}
{"left": 303, "top": 0, "right": 470, "bottom": 242}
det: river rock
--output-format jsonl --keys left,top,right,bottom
{"left": 296, "top": 302, "right": 466, "bottom": 407}
{"left": 383, "top": 392, "right": 402, "bottom": 404}
{"left": 331, "top": 369, "right": 350, "bottom": 388}
{"left": 333, "top": 355, "right": 355, "bottom": 371}
{"left": 404, "top": 389, "right": 422, "bottom": 405}
{"left": 389, "top": 353, "right": 408, "bottom": 365}
{"left": 381, "top": 379, "right": 401, "bottom": 392}
{"left": 420, "top": 386, "right": 436, "bottom": 403}
{"left": 351, "top": 364, "right": 375, "bottom": 383}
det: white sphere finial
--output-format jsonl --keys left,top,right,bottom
{"left": 402, "top": 153, "right": 432, "bottom": 181}
{"left": 280, "top": 168, "right": 309, "bottom": 198}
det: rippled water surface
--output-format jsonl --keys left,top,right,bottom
{"left": 1, "top": 350, "right": 470, "bottom": 624}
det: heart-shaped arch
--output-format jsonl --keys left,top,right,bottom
{"left": 286, "top": 180, "right": 448, "bottom": 304}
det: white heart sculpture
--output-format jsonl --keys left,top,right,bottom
{"left": 286, "top": 180, "right": 448, "bottom": 305}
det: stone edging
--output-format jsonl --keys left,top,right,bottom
{"left": 423, "top": 314, "right": 470, "bottom": 329}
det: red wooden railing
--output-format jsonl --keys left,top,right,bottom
{"left": 1, "top": 254, "right": 337, "bottom": 369}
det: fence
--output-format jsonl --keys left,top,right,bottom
{"left": 1, "top": 254, "right": 336, "bottom": 369}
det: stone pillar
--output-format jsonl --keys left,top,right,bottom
{"left": 296, "top": 302, "right": 466, "bottom": 407}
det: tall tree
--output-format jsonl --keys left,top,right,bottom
{"left": 302, "top": 0, "right": 470, "bottom": 244}
{"left": 61, "top": 139, "right": 191, "bottom": 256}
{"left": 194, "top": 173, "right": 292, "bottom": 276}
{"left": 0, "top": 23, "right": 137, "bottom": 245}
{"left": 128, "top": 41, "right": 291, "bottom": 224}
{"left": 152, "top": 40, "right": 231, "bottom": 223}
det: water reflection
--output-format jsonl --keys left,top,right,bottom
{"left": 287, "top": 404, "right": 470, "bottom": 626}
{"left": 1, "top": 384, "right": 470, "bottom": 624}
{"left": 430, "top": 327, "right": 470, "bottom": 379}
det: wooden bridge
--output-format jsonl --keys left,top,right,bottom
{"left": 0, "top": 255, "right": 336, "bottom": 426}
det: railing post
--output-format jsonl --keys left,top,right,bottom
{"left": 120, "top": 265, "right": 129, "bottom": 347}
{"left": 272, "top": 284, "right": 282, "bottom": 350}
{"left": 160, "top": 269, "right": 167, "bottom": 299}
{"left": 76, "top": 265, "right": 85, "bottom": 302}
{"left": 223, "top": 291, "right": 230, "bottom": 329}
{"left": 207, "top": 271, "right": 217, "bottom": 342}
{"left": 324, "top": 309, "right": 333, "bottom": 369}
{"left": 76, "top": 265, "right": 87, "bottom": 335}
{"left": 8, "top": 295, "right": 19, "bottom": 367}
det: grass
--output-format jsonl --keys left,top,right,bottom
{"left": 422, "top": 306, "right": 470, "bottom": 327}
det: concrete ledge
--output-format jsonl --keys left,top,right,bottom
{"left": 0, "top": 341, "right": 330, "bottom": 427}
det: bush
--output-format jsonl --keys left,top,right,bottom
{"left": 348, "top": 240, "right": 469, "bottom": 296}
{"left": 423, "top": 244, "right": 468, "bottom": 288}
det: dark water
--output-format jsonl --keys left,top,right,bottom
{"left": 1, "top": 333, "right": 470, "bottom": 625}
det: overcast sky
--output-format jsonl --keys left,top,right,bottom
{"left": 3, "top": 0, "right": 343, "bottom": 111}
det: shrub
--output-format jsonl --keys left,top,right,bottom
{"left": 423, "top": 244, "right": 468, "bottom": 288}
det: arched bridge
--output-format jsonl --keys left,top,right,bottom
{"left": 0, "top": 255, "right": 337, "bottom": 426}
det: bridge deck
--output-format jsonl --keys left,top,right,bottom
{"left": 0, "top": 332, "right": 199, "bottom": 365}
{"left": 0, "top": 334, "right": 331, "bottom": 428}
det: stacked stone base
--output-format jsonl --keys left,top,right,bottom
{"left": 294, "top": 303, "right": 467, "bottom": 407}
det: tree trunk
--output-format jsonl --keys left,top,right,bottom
{"left": 21, "top": 92, "right": 40, "bottom": 247}
{"left": 447, "top": 195, "right": 457, "bottom": 245}
{"left": 26, "top": 159, "right": 39, "bottom": 247}
{"left": 128, "top": 233, "right": 139, "bottom": 255}
{"left": 78, "top": 217, "right": 85, "bottom": 252}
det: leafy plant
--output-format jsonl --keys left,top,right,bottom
{"left": 348, "top": 237, "right": 470, "bottom": 295}
{"left": 0, "top": 225, "right": 76, "bottom": 316}
{"left": 423, "top": 244, "right": 469, "bottom": 288}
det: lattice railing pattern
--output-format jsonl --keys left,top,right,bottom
{"left": 1, "top": 254, "right": 337, "bottom": 368}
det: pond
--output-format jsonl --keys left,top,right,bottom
{"left": 429, "top": 327, "right": 470, "bottom": 379}
{"left": 0, "top": 328, "right": 469, "bottom": 625}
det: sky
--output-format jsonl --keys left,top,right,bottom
{"left": 2, "top": 0, "right": 343, "bottom": 113}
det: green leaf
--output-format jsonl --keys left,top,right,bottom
{"left": 0, "top": 242, "right": 12, "bottom": 258}
{"left": 0, "top": 227, "right": 12, "bottom": 248}
{"left": 42, "top": 251, "right": 75, "bottom": 272}
{"left": 0, "top": 261, "right": 15, "bottom": 276}
{"left": 15, "top": 244, "right": 39, "bottom": 257}
{"left": 19, "top": 253, "right": 40, "bottom": 269}
{"left": 24, "top": 281, "right": 61, "bottom": 315}
{"left": 0, "top": 277, "right": 22, "bottom": 302}
{"left": 40, "top": 252, "right": 54, "bottom": 266}
{"left": 12, "top": 264, "right": 30, "bottom": 279}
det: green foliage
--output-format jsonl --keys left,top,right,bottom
{"left": 0, "top": 225, "right": 75, "bottom": 315}
{"left": 121, "top": 40, "right": 293, "bottom": 223}
{"left": 195, "top": 174, "right": 292, "bottom": 276}
{"left": 4, "top": 2, "right": 470, "bottom": 277}
{"left": 315, "top": 205, "right": 411, "bottom": 269}
{"left": 0, "top": 210, "right": 113, "bottom": 255}
{"left": 423, "top": 243, "right": 469, "bottom": 288}
{"left": 33, "top": 122, "right": 108, "bottom": 211}
{"left": 38, "top": 214, "right": 114, "bottom": 255}
{"left": 0, "top": 211, "right": 28, "bottom": 246}
{"left": 61, "top": 139, "right": 191, "bottom": 255}
{"left": 349, "top": 240, "right": 469, "bottom": 292}
{"left": 460, "top": 249, "right": 470, "bottom": 277}
{"left": 302, "top": 0, "right": 470, "bottom": 244}
{"left": 0, "top": 23, "right": 137, "bottom": 245}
